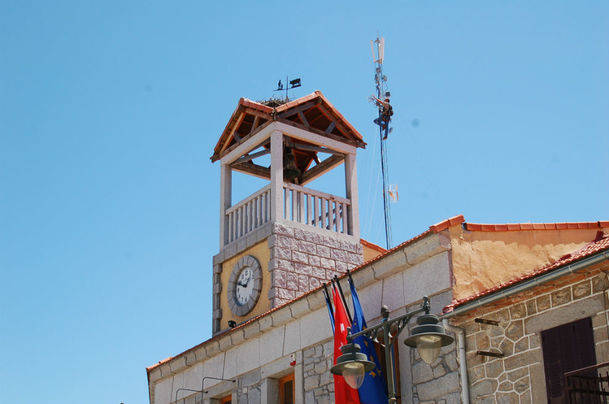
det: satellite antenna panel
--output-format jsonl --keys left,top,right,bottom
{"left": 370, "top": 40, "right": 376, "bottom": 62}
{"left": 379, "top": 37, "right": 385, "bottom": 63}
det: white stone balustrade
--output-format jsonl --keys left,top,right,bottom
{"left": 282, "top": 183, "right": 350, "bottom": 235}
{"left": 223, "top": 183, "right": 352, "bottom": 246}
{"left": 224, "top": 185, "right": 271, "bottom": 244}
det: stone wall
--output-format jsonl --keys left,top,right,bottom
{"left": 453, "top": 269, "right": 609, "bottom": 403}
{"left": 234, "top": 369, "right": 263, "bottom": 404}
{"left": 302, "top": 340, "right": 334, "bottom": 404}
{"left": 269, "top": 223, "right": 364, "bottom": 307}
{"left": 410, "top": 344, "right": 461, "bottom": 404}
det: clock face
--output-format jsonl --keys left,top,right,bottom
{"left": 236, "top": 267, "right": 254, "bottom": 306}
{"left": 227, "top": 255, "right": 262, "bottom": 317}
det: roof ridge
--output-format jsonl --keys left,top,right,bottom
{"left": 464, "top": 220, "right": 609, "bottom": 232}
{"left": 360, "top": 238, "right": 387, "bottom": 253}
{"left": 429, "top": 215, "right": 465, "bottom": 233}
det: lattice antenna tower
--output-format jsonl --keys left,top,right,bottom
{"left": 371, "top": 36, "right": 393, "bottom": 249}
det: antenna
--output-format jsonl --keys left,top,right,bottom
{"left": 274, "top": 76, "right": 302, "bottom": 102}
{"left": 370, "top": 36, "right": 393, "bottom": 249}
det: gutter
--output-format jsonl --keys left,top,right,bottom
{"left": 443, "top": 249, "right": 609, "bottom": 319}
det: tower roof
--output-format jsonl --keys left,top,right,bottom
{"left": 211, "top": 91, "right": 366, "bottom": 163}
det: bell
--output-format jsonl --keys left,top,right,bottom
{"left": 283, "top": 148, "right": 301, "bottom": 182}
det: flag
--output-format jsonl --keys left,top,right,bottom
{"left": 332, "top": 284, "right": 361, "bottom": 404}
{"left": 388, "top": 184, "right": 399, "bottom": 203}
{"left": 349, "top": 277, "right": 388, "bottom": 404}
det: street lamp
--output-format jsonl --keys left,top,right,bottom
{"left": 331, "top": 297, "right": 454, "bottom": 403}
{"left": 331, "top": 342, "right": 376, "bottom": 389}
{"left": 404, "top": 312, "right": 455, "bottom": 365}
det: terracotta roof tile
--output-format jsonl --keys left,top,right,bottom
{"left": 429, "top": 215, "right": 465, "bottom": 233}
{"left": 360, "top": 238, "right": 387, "bottom": 254}
{"left": 463, "top": 220, "right": 609, "bottom": 232}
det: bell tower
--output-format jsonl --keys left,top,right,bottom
{"left": 210, "top": 91, "right": 366, "bottom": 334}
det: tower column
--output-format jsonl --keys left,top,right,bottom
{"left": 270, "top": 130, "right": 283, "bottom": 222}
{"left": 345, "top": 152, "right": 360, "bottom": 239}
{"left": 219, "top": 163, "right": 232, "bottom": 247}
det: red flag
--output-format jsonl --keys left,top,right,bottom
{"left": 333, "top": 284, "right": 361, "bottom": 404}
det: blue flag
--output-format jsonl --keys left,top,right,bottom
{"left": 349, "top": 277, "right": 388, "bottom": 403}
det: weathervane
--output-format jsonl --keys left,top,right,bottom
{"left": 275, "top": 76, "right": 302, "bottom": 101}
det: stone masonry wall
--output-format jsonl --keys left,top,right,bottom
{"left": 410, "top": 343, "right": 461, "bottom": 404}
{"left": 233, "top": 368, "right": 263, "bottom": 404}
{"left": 268, "top": 223, "right": 364, "bottom": 307}
{"left": 303, "top": 339, "right": 334, "bottom": 404}
{"left": 454, "top": 269, "right": 609, "bottom": 404}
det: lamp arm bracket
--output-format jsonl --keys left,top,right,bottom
{"left": 346, "top": 306, "right": 426, "bottom": 343}
{"left": 201, "top": 376, "right": 237, "bottom": 394}
{"left": 175, "top": 388, "right": 203, "bottom": 403}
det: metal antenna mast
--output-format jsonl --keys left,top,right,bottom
{"left": 370, "top": 36, "right": 393, "bottom": 249}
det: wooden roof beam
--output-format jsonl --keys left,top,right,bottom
{"left": 217, "top": 120, "right": 273, "bottom": 164}
{"left": 277, "top": 99, "right": 320, "bottom": 119}
{"left": 274, "top": 119, "right": 359, "bottom": 151}
{"left": 232, "top": 149, "right": 271, "bottom": 165}
{"left": 298, "top": 111, "right": 310, "bottom": 128}
{"left": 300, "top": 154, "right": 344, "bottom": 185}
{"left": 231, "top": 161, "right": 270, "bottom": 180}
{"left": 292, "top": 143, "right": 343, "bottom": 156}
{"left": 249, "top": 116, "right": 260, "bottom": 135}
{"left": 316, "top": 104, "right": 353, "bottom": 140}
{"left": 220, "top": 112, "right": 245, "bottom": 153}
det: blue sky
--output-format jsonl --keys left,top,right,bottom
{"left": 1, "top": 1, "right": 607, "bottom": 403}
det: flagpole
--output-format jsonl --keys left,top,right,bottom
{"left": 346, "top": 269, "right": 354, "bottom": 287}
{"left": 322, "top": 282, "right": 335, "bottom": 331}
{"left": 333, "top": 276, "right": 353, "bottom": 324}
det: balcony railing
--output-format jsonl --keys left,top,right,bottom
{"left": 225, "top": 185, "right": 271, "bottom": 245}
{"left": 282, "top": 183, "right": 350, "bottom": 234}
{"left": 564, "top": 361, "right": 609, "bottom": 403}
{"left": 223, "top": 183, "right": 351, "bottom": 246}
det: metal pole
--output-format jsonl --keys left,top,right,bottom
{"left": 333, "top": 276, "right": 353, "bottom": 324}
{"left": 379, "top": 129, "right": 392, "bottom": 249}
{"left": 381, "top": 306, "right": 397, "bottom": 403}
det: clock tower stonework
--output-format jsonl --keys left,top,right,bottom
{"left": 211, "top": 91, "right": 367, "bottom": 334}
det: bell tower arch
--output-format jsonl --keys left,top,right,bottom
{"left": 210, "top": 91, "right": 366, "bottom": 334}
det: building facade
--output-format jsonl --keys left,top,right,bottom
{"left": 147, "top": 92, "right": 609, "bottom": 404}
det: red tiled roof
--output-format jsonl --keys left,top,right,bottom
{"left": 360, "top": 238, "right": 387, "bottom": 254}
{"left": 464, "top": 221, "right": 609, "bottom": 232}
{"left": 429, "top": 215, "right": 465, "bottom": 233}
{"left": 444, "top": 232, "right": 609, "bottom": 313}
{"left": 211, "top": 91, "right": 366, "bottom": 162}
{"left": 146, "top": 216, "right": 463, "bottom": 372}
